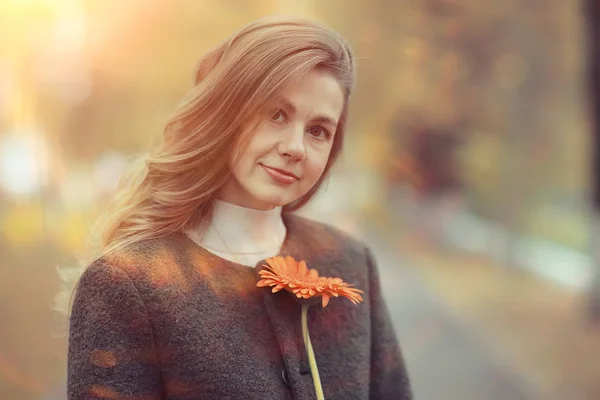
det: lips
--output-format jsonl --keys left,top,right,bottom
{"left": 265, "top": 166, "right": 299, "bottom": 180}
{"left": 261, "top": 164, "right": 299, "bottom": 184}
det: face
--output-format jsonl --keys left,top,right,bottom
{"left": 217, "top": 68, "right": 345, "bottom": 210}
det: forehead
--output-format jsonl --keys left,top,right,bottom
{"left": 276, "top": 69, "right": 345, "bottom": 121}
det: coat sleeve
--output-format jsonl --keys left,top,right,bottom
{"left": 67, "top": 260, "right": 163, "bottom": 399}
{"left": 365, "top": 246, "right": 413, "bottom": 400}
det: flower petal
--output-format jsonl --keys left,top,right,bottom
{"left": 273, "top": 257, "right": 286, "bottom": 275}
{"left": 264, "top": 259, "right": 277, "bottom": 271}
{"left": 297, "top": 260, "right": 308, "bottom": 277}
{"left": 272, "top": 283, "right": 286, "bottom": 293}
{"left": 321, "top": 293, "right": 330, "bottom": 308}
{"left": 257, "top": 270, "right": 271, "bottom": 278}
{"left": 285, "top": 257, "right": 294, "bottom": 273}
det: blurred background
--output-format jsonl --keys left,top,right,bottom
{"left": 1, "top": 0, "right": 598, "bottom": 399}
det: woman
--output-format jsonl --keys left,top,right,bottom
{"left": 67, "top": 16, "right": 412, "bottom": 400}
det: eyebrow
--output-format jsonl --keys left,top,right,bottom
{"left": 280, "top": 98, "right": 339, "bottom": 128}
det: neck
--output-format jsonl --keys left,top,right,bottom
{"left": 185, "top": 199, "right": 286, "bottom": 265}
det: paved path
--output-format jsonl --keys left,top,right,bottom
{"left": 361, "top": 223, "right": 535, "bottom": 400}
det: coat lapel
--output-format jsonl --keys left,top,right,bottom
{"left": 254, "top": 214, "right": 319, "bottom": 399}
{"left": 254, "top": 213, "right": 351, "bottom": 399}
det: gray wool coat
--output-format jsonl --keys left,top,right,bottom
{"left": 67, "top": 213, "right": 412, "bottom": 399}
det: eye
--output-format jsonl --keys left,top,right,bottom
{"left": 307, "top": 125, "right": 332, "bottom": 140}
{"left": 269, "top": 109, "right": 287, "bottom": 124}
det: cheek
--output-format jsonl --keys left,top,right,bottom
{"left": 305, "top": 152, "right": 330, "bottom": 182}
{"left": 231, "top": 147, "right": 256, "bottom": 173}
{"left": 229, "top": 157, "right": 250, "bottom": 186}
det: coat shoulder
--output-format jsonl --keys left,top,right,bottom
{"left": 286, "top": 213, "right": 367, "bottom": 250}
{"left": 87, "top": 233, "right": 190, "bottom": 285}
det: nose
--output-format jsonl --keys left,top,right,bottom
{"left": 277, "top": 124, "right": 306, "bottom": 161}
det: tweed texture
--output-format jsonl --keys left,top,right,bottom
{"left": 67, "top": 213, "right": 412, "bottom": 399}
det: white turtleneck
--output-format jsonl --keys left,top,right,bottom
{"left": 184, "top": 199, "right": 287, "bottom": 267}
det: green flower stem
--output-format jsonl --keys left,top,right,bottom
{"left": 301, "top": 303, "right": 325, "bottom": 400}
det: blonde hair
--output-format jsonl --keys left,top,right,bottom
{"left": 54, "top": 16, "right": 355, "bottom": 319}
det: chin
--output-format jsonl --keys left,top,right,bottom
{"left": 255, "top": 196, "right": 288, "bottom": 209}
{"left": 250, "top": 188, "right": 295, "bottom": 209}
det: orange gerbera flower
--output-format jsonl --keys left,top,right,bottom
{"left": 256, "top": 255, "right": 363, "bottom": 308}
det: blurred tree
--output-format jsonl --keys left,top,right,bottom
{"left": 317, "top": 0, "right": 587, "bottom": 262}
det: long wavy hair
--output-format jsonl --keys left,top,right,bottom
{"left": 54, "top": 16, "right": 356, "bottom": 319}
